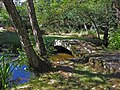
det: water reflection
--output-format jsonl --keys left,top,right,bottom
{"left": 10, "top": 64, "right": 34, "bottom": 84}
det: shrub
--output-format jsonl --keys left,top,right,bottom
{"left": 109, "top": 28, "right": 120, "bottom": 50}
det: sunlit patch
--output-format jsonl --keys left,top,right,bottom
{"left": 49, "top": 53, "right": 74, "bottom": 61}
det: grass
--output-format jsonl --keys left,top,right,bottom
{"left": 14, "top": 63, "right": 110, "bottom": 90}
{"left": 12, "top": 53, "right": 120, "bottom": 90}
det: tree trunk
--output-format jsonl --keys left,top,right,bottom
{"left": 27, "top": 0, "right": 46, "bottom": 56}
{"left": 103, "top": 3, "right": 109, "bottom": 48}
{"left": 87, "top": 15, "right": 101, "bottom": 40}
{"left": 2, "top": 0, "right": 51, "bottom": 74}
{"left": 103, "top": 26, "right": 109, "bottom": 47}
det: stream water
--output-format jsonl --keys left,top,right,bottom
{"left": 10, "top": 64, "right": 34, "bottom": 84}
{"left": 0, "top": 53, "right": 34, "bottom": 85}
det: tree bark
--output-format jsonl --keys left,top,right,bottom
{"left": 103, "top": 26, "right": 109, "bottom": 47}
{"left": 2, "top": 0, "right": 51, "bottom": 74}
{"left": 103, "top": 3, "right": 109, "bottom": 48}
{"left": 27, "top": 0, "right": 46, "bottom": 56}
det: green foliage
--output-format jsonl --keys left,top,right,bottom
{"left": 109, "top": 27, "right": 120, "bottom": 50}
{"left": 0, "top": 53, "right": 18, "bottom": 89}
{"left": 33, "top": 0, "right": 116, "bottom": 35}
{"left": 88, "top": 30, "right": 96, "bottom": 35}
{"left": 16, "top": 3, "right": 30, "bottom": 26}
{"left": 0, "top": 8, "right": 12, "bottom": 26}
{"left": 0, "top": 2, "right": 29, "bottom": 27}
{"left": 17, "top": 48, "right": 28, "bottom": 65}
{"left": 1, "top": 0, "right": 117, "bottom": 35}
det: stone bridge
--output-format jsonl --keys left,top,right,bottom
{"left": 54, "top": 39, "right": 120, "bottom": 73}
{"left": 54, "top": 39, "right": 102, "bottom": 56}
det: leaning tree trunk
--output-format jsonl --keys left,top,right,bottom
{"left": 87, "top": 15, "right": 101, "bottom": 40}
{"left": 2, "top": 0, "right": 51, "bottom": 74}
{"left": 27, "top": 0, "right": 46, "bottom": 56}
